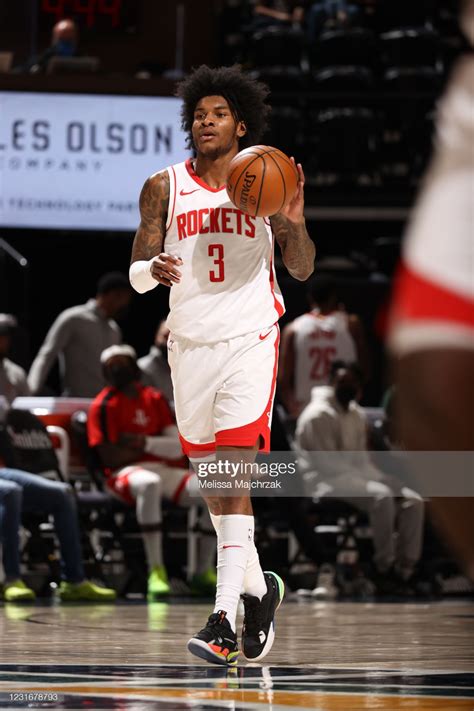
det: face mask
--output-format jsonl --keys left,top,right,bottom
{"left": 54, "top": 40, "right": 76, "bottom": 57}
{"left": 107, "top": 365, "right": 137, "bottom": 390}
{"left": 335, "top": 384, "right": 357, "bottom": 408}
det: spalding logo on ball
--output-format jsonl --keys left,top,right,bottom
{"left": 227, "top": 145, "right": 299, "bottom": 218}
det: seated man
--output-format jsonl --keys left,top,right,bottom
{"left": 0, "top": 467, "right": 116, "bottom": 602}
{"left": 295, "top": 360, "right": 425, "bottom": 591}
{"left": 87, "top": 345, "right": 216, "bottom": 600}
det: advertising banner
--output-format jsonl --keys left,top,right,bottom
{"left": 0, "top": 92, "right": 190, "bottom": 230}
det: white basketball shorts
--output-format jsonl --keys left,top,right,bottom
{"left": 168, "top": 324, "right": 280, "bottom": 457}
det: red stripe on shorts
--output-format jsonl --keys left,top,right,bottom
{"left": 178, "top": 432, "right": 216, "bottom": 458}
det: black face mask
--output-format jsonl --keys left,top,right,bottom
{"left": 107, "top": 364, "right": 137, "bottom": 390}
{"left": 335, "top": 384, "right": 357, "bottom": 408}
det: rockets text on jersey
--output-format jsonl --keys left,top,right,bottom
{"left": 163, "top": 159, "right": 285, "bottom": 343}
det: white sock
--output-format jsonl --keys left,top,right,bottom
{"left": 210, "top": 512, "right": 266, "bottom": 598}
{"left": 243, "top": 541, "right": 267, "bottom": 599}
{"left": 214, "top": 514, "right": 253, "bottom": 631}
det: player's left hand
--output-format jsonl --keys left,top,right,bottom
{"left": 277, "top": 158, "right": 305, "bottom": 224}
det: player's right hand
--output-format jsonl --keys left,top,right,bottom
{"left": 150, "top": 253, "right": 183, "bottom": 287}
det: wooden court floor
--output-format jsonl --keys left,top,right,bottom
{"left": 1, "top": 598, "right": 473, "bottom": 710}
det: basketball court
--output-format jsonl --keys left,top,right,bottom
{"left": 1, "top": 598, "right": 473, "bottom": 709}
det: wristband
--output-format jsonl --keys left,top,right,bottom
{"left": 129, "top": 259, "right": 158, "bottom": 294}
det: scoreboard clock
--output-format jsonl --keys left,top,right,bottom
{"left": 39, "top": 0, "right": 139, "bottom": 33}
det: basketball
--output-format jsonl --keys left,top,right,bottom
{"left": 226, "top": 145, "right": 299, "bottom": 217}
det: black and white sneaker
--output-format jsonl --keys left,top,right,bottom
{"left": 241, "top": 571, "right": 285, "bottom": 661}
{"left": 187, "top": 610, "right": 239, "bottom": 666}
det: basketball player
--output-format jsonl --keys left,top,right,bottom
{"left": 279, "top": 275, "right": 369, "bottom": 418}
{"left": 129, "top": 65, "right": 315, "bottom": 664}
{"left": 388, "top": 0, "right": 474, "bottom": 581}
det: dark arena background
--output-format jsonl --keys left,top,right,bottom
{"left": 0, "top": 1, "right": 473, "bottom": 710}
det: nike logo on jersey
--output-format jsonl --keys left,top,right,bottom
{"left": 180, "top": 188, "right": 200, "bottom": 196}
{"left": 259, "top": 329, "right": 273, "bottom": 340}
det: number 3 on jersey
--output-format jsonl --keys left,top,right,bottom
{"left": 208, "top": 243, "right": 225, "bottom": 282}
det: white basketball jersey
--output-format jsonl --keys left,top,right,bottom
{"left": 163, "top": 159, "right": 285, "bottom": 343}
{"left": 293, "top": 310, "right": 357, "bottom": 404}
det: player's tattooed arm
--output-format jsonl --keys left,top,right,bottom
{"left": 131, "top": 171, "right": 169, "bottom": 262}
{"left": 270, "top": 159, "right": 315, "bottom": 281}
{"left": 130, "top": 171, "right": 182, "bottom": 288}
{"left": 271, "top": 214, "right": 315, "bottom": 281}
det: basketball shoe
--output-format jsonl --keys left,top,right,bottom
{"left": 187, "top": 610, "right": 239, "bottom": 666}
{"left": 58, "top": 580, "right": 116, "bottom": 602}
{"left": 3, "top": 579, "right": 35, "bottom": 602}
{"left": 147, "top": 565, "right": 170, "bottom": 599}
{"left": 241, "top": 571, "right": 284, "bottom": 661}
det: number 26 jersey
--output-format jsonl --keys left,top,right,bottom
{"left": 163, "top": 159, "right": 285, "bottom": 343}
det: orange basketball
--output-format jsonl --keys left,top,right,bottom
{"left": 226, "top": 145, "right": 299, "bottom": 217}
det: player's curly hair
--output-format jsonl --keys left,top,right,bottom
{"left": 176, "top": 65, "right": 271, "bottom": 150}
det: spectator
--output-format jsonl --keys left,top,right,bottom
{"left": 29, "top": 19, "right": 80, "bottom": 73}
{"left": 87, "top": 345, "right": 217, "bottom": 600}
{"left": 138, "top": 320, "right": 174, "bottom": 404}
{"left": 279, "top": 276, "right": 370, "bottom": 418}
{"left": 0, "top": 315, "right": 30, "bottom": 404}
{"left": 251, "top": 1, "right": 305, "bottom": 30}
{"left": 28, "top": 272, "right": 132, "bottom": 398}
{"left": 307, "top": 0, "right": 360, "bottom": 40}
{"left": 295, "top": 360, "right": 425, "bottom": 591}
{"left": 0, "top": 467, "right": 116, "bottom": 602}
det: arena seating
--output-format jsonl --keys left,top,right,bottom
{"left": 250, "top": 27, "right": 305, "bottom": 69}
{"left": 309, "top": 28, "right": 376, "bottom": 70}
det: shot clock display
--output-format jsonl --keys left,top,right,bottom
{"left": 40, "top": 0, "right": 139, "bottom": 32}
